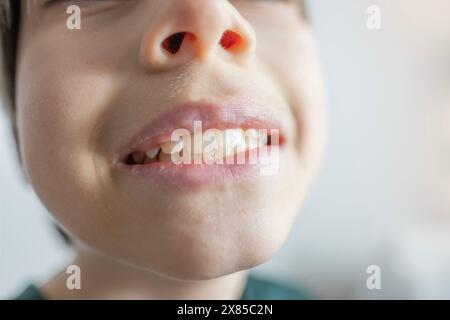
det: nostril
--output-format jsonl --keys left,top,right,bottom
{"left": 219, "top": 30, "right": 242, "bottom": 51}
{"left": 161, "top": 32, "right": 196, "bottom": 54}
{"left": 162, "top": 32, "right": 185, "bottom": 54}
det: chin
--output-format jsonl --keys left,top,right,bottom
{"left": 81, "top": 202, "right": 293, "bottom": 281}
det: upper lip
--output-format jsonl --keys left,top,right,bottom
{"left": 115, "top": 98, "right": 284, "bottom": 164}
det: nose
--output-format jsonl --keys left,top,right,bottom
{"left": 140, "top": 0, "right": 257, "bottom": 72}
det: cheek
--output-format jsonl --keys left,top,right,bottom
{"left": 16, "top": 54, "right": 118, "bottom": 223}
{"left": 261, "top": 27, "right": 327, "bottom": 171}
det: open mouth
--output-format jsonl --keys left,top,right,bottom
{"left": 113, "top": 100, "right": 285, "bottom": 189}
{"left": 123, "top": 127, "right": 278, "bottom": 166}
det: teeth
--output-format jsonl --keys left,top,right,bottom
{"left": 245, "top": 128, "right": 267, "bottom": 150}
{"left": 160, "top": 139, "right": 183, "bottom": 154}
{"left": 203, "top": 129, "right": 224, "bottom": 162}
{"left": 144, "top": 156, "right": 157, "bottom": 164}
{"left": 145, "top": 147, "right": 160, "bottom": 159}
{"left": 138, "top": 128, "right": 269, "bottom": 164}
{"left": 223, "top": 128, "right": 246, "bottom": 157}
{"left": 158, "top": 151, "right": 176, "bottom": 162}
{"left": 158, "top": 139, "right": 185, "bottom": 163}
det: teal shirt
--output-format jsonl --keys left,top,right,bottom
{"left": 14, "top": 275, "right": 310, "bottom": 300}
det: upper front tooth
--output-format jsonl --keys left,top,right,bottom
{"left": 202, "top": 129, "right": 224, "bottom": 161}
{"left": 224, "top": 129, "right": 246, "bottom": 156}
{"left": 146, "top": 147, "right": 160, "bottom": 159}
{"left": 245, "top": 129, "right": 259, "bottom": 150}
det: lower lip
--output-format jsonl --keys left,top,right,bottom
{"left": 114, "top": 149, "right": 277, "bottom": 190}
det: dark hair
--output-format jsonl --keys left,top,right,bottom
{"left": 1, "top": 2, "right": 72, "bottom": 244}
{"left": 0, "top": 0, "right": 20, "bottom": 144}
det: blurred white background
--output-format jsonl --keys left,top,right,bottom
{"left": 1, "top": 0, "right": 449, "bottom": 299}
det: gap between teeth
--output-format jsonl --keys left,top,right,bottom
{"left": 133, "top": 128, "right": 269, "bottom": 164}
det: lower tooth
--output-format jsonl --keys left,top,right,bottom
{"left": 158, "top": 151, "right": 176, "bottom": 163}
{"left": 160, "top": 140, "right": 183, "bottom": 154}
{"left": 144, "top": 156, "right": 157, "bottom": 164}
{"left": 146, "top": 147, "right": 160, "bottom": 159}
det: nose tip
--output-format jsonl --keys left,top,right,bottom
{"left": 140, "top": 1, "right": 256, "bottom": 72}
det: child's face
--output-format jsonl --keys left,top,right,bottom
{"left": 16, "top": 0, "right": 325, "bottom": 279}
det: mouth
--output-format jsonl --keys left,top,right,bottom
{"left": 114, "top": 99, "right": 285, "bottom": 189}
{"left": 123, "top": 127, "right": 276, "bottom": 166}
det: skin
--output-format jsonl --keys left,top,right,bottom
{"left": 16, "top": 0, "right": 326, "bottom": 299}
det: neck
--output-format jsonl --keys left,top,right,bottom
{"left": 42, "top": 244, "right": 248, "bottom": 300}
